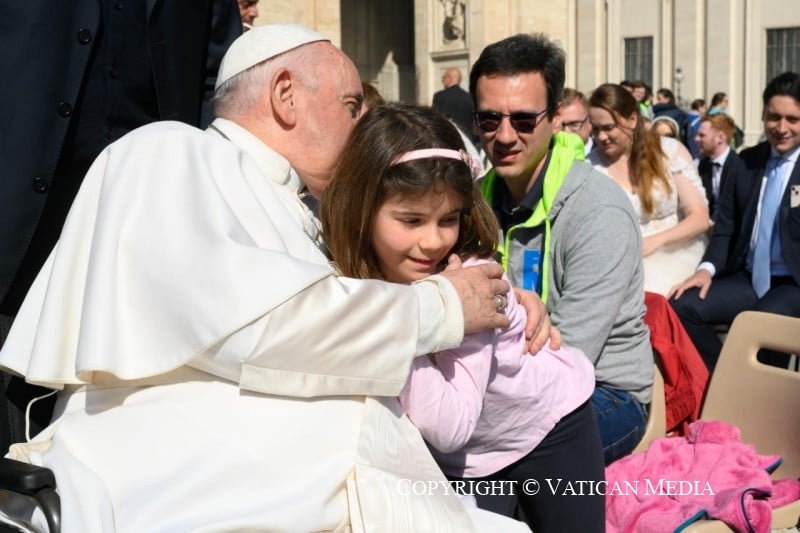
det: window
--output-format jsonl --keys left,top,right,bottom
{"left": 767, "top": 28, "right": 800, "bottom": 81}
{"left": 624, "top": 37, "right": 653, "bottom": 88}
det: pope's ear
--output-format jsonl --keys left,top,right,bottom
{"left": 270, "top": 68, "right": 297, "bottom": 126}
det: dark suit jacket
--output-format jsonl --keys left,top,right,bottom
{"left": 432, "top": 84, "right": 476, "bottom": 143}
{"left": 698, "top": 149, "right": 744, "bottom": 219}
{"left": 703, "top": 142, "right": 800, "bottom": 284}
{"left": 0, "top": 0, "right": 241, "bottom": 311}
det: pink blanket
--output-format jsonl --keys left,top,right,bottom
{"left": 605, "top": 420, "right": 800, "bottom": 532}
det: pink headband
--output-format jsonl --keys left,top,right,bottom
{"left": 391, "top": 148, "right": 483, "bottom": 180}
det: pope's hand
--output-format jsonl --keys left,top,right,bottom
{"left": 440, "top": 255, "right": 510, "bottom": 333}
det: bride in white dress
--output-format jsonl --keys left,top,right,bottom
{"left": 586, "top": 84, "right": 711, "bottom": 295}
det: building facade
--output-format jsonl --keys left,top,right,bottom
{"left": 258, "top": 0, "right": 800, "bottom": 147}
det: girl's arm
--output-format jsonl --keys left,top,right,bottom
{"left": 399, "top": 281, "right": 527, "bottom": 453}
{"left": 398, "top": 330, "right": 493, "bottom": 453}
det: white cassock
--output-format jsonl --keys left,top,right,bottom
{"left": 0, "top": 119, "right": 529, "bottom": 532}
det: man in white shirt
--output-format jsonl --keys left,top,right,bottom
{"left": 0, "top": 24, "right": 543, "bottom": 532}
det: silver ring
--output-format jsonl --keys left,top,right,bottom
{"left": 495, "top": 294, "right": 507, "bottom": 312}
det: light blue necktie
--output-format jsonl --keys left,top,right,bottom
{"left": 751, "top": 156, "right": 784, "bottom": 297}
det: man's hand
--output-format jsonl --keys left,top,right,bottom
{"left": 667, "top": 269, "right": 712, "bottom": 300}
{"left": 440, "top": 255, "right": 510, "bottom": 333}
{"left": 513, "top": 288, "right": 560, "bottom": 353}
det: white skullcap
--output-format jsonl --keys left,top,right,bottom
{"left": 215, "top": 23, "right": 330, "bottom": 89}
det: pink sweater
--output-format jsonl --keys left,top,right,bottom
{"left": 605, "top": 420, "right": 800, "bottom": 532}
{"left": 399, "top": 259, "right": 596, "bottom": 478}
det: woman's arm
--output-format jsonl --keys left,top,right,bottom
{"left": 643, "top": 142, "right": 710, "bottom": 256}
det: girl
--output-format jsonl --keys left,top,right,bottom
{"left": 321, "top": 103, "right": 605, "bottom": 531}
{"left": 588, "top": 83, "right": 710, "bottom": 296}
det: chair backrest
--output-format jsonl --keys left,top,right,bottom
{"left": 700, "top": 311, "right": 800, "bottom": 479}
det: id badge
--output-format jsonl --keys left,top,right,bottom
{"left": 522, "top": 250, "right": 542, "bottom": 294}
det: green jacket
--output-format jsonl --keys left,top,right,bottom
{"left": 479, "top": 132, "right": 585, "bottom": 303}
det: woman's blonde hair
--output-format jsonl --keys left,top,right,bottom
{"left": 589, "top": 83, "right": 672, "bottom": 214}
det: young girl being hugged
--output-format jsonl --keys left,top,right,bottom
{"left": 321, "top": 103, "right": 605, "bottom": 532}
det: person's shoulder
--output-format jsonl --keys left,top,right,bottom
{"left": 560, "top": 161, "right": 637, "bottom": 215}
{"left": 119, "top": 121, "right": 203, "bottom": 143}
{"left": 659, "top": 134, "right": 682, "bottom": 154}
{"left": 725, "top": 148, "right": 743, "bottom": 164}
{"left": 724, "top": 150, "right": 749, "bottom": 179}
{"left": 104, "top": 121, "right": 229, "bottom": 165}
{"left": 585, "top": 147, "right": 603, "bottom": 167}
{"left": 738, "top": 142, "right": 771, "bottom": 167}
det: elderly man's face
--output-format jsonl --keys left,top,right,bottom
{"left": 295, "top": 44, "right": 363, "bottom": 197}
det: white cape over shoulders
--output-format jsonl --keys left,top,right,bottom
{"left": 1, "top": 121, "right": 332, "bottom": 387}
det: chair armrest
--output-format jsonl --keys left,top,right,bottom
{"left": 0, "top": 458, "right": 60, "bottom": 533}
{"left": 0, "top": 458, "right": 55, "bottom": 494}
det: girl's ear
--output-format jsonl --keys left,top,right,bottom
{"left": 270, "top": 68, "right": 297, "bottom": 127}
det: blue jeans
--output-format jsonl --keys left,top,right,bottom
{"left": 591, "top": 384, "right": 647, "bottom": 464}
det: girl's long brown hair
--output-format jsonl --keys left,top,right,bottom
{"left": 321, "top": 103, "right": 498, "bottom": 280}
{"left": 589, "top": 83, "right": 671, "bottom": 214}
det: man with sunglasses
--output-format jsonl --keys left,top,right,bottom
{"left": 472, "top": 33, "right": 653, "bottom": 465}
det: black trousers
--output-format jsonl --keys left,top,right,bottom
{"left": 670, "top": 271, "right": 800, "bottom": 372}
{"left": 450, "top": 401, "right": 605, "bottom": 532}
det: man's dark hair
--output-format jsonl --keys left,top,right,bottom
{"left": 690, "top": 98, "right": 706, "bottom": 111}
{"left": 763, "top": 72, "right": 800, "bottom": 107}
{"left": 469, "top": 33, "right": 565, "bottom": 119}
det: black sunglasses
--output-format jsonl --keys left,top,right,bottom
{"left": 473, "top": 108, "right": 551, "bottom": 134}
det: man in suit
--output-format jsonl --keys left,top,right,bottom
{"left": 695, "top": 114, "right": 744, "bottom": 218}
{"left": 0, "top": 0, "right": 242, "bottom": 453}
{"left": 433, "top": 67, "right": 477, "bottom": 144}
{"left": 669, "top": 72, "right": 800, "bottom": 372}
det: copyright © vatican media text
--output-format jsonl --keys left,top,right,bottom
{"left": 397, "top": 478, "right": 715, "bottom": 497}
